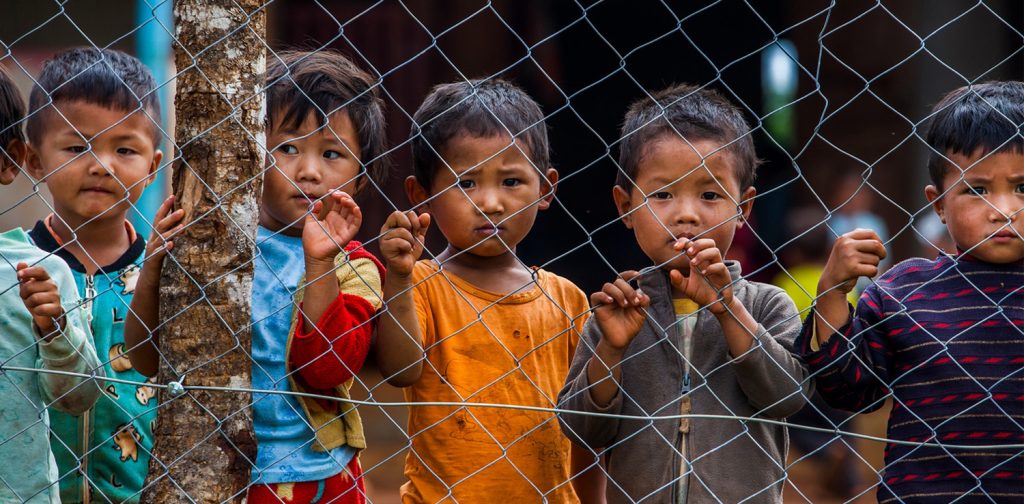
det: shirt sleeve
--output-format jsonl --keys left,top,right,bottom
{"left": 795, "top": 284, "right": 892, "bottom": 413}
{"left": 729, "top": 289, "right": 811, "bottom": 419}
{"left": 289, "top": 256, "right": 381, "bottom": 391}
{"left": 557, "top": 316, "right": 625, "bottom": 449}
{"left": 36, "top": 263, "right": 103, "bottom": 415}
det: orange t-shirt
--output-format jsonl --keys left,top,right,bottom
{"left": 400, "top": 260, "right": 590, "bottom": 504}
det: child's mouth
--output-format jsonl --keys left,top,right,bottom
{"left": 474, "top": 225, "right": 502, "bottom": 236}
{"left": 991, "top": 230, "right": 1020, "bottom": 243}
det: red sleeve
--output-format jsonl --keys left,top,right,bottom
{"left": 289, "top": 292, "right": 375, "bottom": 390}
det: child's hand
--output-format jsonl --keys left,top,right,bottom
{"left": 818, "top": 229, "right": 886, "bottom": 297}
{"left": 303, "top": 191, "right": 361, "bottom": 264}
{"left": 380, "top": 210, "right": 430, "bottom": 278}
{"left": 670, "top": 238, "right": 734, "bottom": 315}
{"left": 592, "top": 271, "right": 650, "bottom": 352}
{"left": 17, "top": 262, "right": 65, "bottom": 340}
{"left": 146, "top": 195, "right": 185, "bottom": 263}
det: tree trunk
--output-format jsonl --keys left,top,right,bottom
{"left": 143, "top": 2, "right": 265, "bottom": 502}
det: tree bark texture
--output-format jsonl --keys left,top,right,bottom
{"left": 143, "top": 2, "right": 265, "bottom": 502}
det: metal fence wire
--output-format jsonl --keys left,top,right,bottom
{"left": 0, "top": 1, "right": 1022, "bottom": 503}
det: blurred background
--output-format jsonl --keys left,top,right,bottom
{"left": 3, "top": 1, "right": 1021, "bottom": 502}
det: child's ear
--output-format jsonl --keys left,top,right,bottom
{"left": 612, "top": 185, "right": 634, "bottom": 229}
{"left": 405, "top": 175, "right": 430, "bottom": 211}
{"left": 25, "top": 142, "right": 45, "bottom": 181}
{"left": 735, "top": 186, "right": 756, "bottom": 229}
{"left": 925, "top": 184, "right": 945, "bottom": 223}
{"left": 0, "top": 139, "right": 28, "bottom": 185}
{"left": 145, "top": 149, "right": 163, "bottom": 188}
{"left": 536, "top": 168, "right": 559, "bottom": 211}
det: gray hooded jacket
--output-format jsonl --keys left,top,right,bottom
{"left": 557, "top": 263, "right": 810, "bottom": 503}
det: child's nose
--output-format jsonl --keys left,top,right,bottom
{"left": 988, "top": 194, "right": 1021, "bottom": 223}
{"left": 672, "top": 199, "right": 700, "bottom": 225}
{"left": 475, "top": 189, "right": 504, "bottom": 215}
{"left": 294, "top": 155, "right": 321, "bottom": 183}
{"left": 87, "top": 152, "right": 114, "bottom": 177}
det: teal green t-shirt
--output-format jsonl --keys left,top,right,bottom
{"left": 30, "top": 219, "right": 156, "bottom": 504}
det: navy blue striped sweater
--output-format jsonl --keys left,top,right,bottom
{"left": 796, "top": 254, "right": 1023, "bottom": 503}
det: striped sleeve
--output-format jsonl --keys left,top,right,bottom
{"left": 796, "top": 285, "right": 893, "bottom": 412}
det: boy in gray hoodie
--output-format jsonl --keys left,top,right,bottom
{"left": 558, "top": 84, "right": 810, "bottom": 503}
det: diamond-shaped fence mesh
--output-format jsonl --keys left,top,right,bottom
{"left": 0, "top": 1, "right": 1022, "bottom": 503}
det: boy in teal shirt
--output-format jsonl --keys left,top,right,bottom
{"left": 24, "top": 47, "right": 175, "bottom": 503}
{"left": 1, "top": 65, "right": 102, "bottom": 503}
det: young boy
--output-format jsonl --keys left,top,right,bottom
{"left": 23, "top": 47, "right": 167, "bottom": 504}
{"left": 799, "top": 81, "right": 1023, "bottom": 503}
{"left": 126, "top": 50, "right": 387, "bottom": 504}
{"left": 1, "top": 66, "right": 102, "bottom": 503}
{"left": 376, "top": 79, "right": 596, "bottom": 503}
{"left": 557, "top": 84, "right": 810, "bottom": 503}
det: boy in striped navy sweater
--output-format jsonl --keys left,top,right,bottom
{"left": 797, "top": 81, "right": 1023, "bottom": 503}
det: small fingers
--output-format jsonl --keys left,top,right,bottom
{"left": 669, "top": 269, "right": 686, "bottom": 289}
{"left": 383, "top": 210, "right": 410, "bottom": 231}
{"left": 852, "top": 237, "right": 887, "bottom": 260}
{"left": 612, "top": 278, "right": 642, "bottom": 307}
{"left": 154, "top": 195, "right": 175, "bottom": 221}
{"left": 20, "top": 278, "right": 57, "bottom": 298}
{"left": 689, "top": 247, "right": 723, "bottom": 270}
{"left": 17, "top": 265, "right": 51, "bottom": 283}
{"left": 600, "top": 282, "right": 627, "bottom": 308}
{"left": 24, "top": 290, "right": 61, "bottom": 310}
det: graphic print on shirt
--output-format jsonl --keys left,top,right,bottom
{"left": 136, "top": 377, "right": 157, "bottom": 405}
{"left": 112, "top": 424, "right": 141, "bottom": 462}
{"left": 109, "top": 343, "right": 134, "bottom": 372}
{"left": 118, "top": 264, "right": 140, "bottom": 295}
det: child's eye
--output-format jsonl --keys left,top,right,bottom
{"left": 1016, "top": 183, "right": 1024, "bottom": 193}
{"left": 701, "top": 191, "right": 721, "bottom": 200}
{"left": 502, "top": 178, "right": 522, "bottom": 187}
{"left": 457, "top": 179, "right": 475, "bottom": 189}
{"left": 649, "top": 191, "right": 672, "bottom": 200}
{"left": 967, "top": 186, "right": 987, "bottom": 195}
{"left": 323, "top": 150, "right": 342, "bottom": 160}
{"left": 277, "top": 144, "right": 298, "bottom": 155}
{"left": 67, "top": 145, "right": 87, "bottom": 154}
{"left": 117, "top": 147, "right": 136, "bottom": 156}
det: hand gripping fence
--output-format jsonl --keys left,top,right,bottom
{"left": 0, "top": 1, "right": 1021, "bottom": 503}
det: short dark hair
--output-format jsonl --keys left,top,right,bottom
{"left": 618, "top": 83, "right": 760, "bottom": 193}
{"left": 0, "top": 67, "right": 26, "bottom": 149}
{"left": 925, "top": 81, "right": 1024, "bottom": 189}
{"left": 266, "top": 50, "right": 388, "bottom": 184}
{"left": 410, "top": 79, "right": 550, "bottom": 190}
{"left": 27, "top": 47, "right": 161, "bottom": 145}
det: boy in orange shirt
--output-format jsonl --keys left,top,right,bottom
{"left": 376, "top": 79, "right": 598, "bottom": 503}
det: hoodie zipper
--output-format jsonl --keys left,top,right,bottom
{"left": 82, "top": 274, "right": 95, "bottom": 504}
{"left": 677, "top": 374, "right": 691, "bottom": 504}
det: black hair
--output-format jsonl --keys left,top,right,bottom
{"left": 410, "top": 79, "right": 550, "bottom": 190}
{"left": 618, "top": 83, "right": 760, "bottom": 192}
{"left": 26, "top": 47, "right": 161, "bottom": 145}
{"left": 265, "top": 50, "right": 388, "bottom": 183}
{"left": 0, "top": 67, "right": 26, "bottom": 150}
{"left": 926, "top": 81, "right": 1024, "bottom": 189}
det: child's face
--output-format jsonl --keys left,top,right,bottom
{"left": 28, "top": 101, "right": 161, "bottom": 224}
{"left": 925, "top": 151, "right": 1024, "bottom": 264}
{"left": 614, "top": 136, "right": 754, "bottom": 274}
{"left": 260, "top": 111, "right": 363, "bottom": 234}
{"left": 408, "top": 134, "right": 556, "bottom": 258}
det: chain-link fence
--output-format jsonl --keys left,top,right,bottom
{"left": 1, "top": 0, "right": 1022, "bottom": 503}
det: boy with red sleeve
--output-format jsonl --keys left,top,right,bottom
{"left": 126, "top": 50, "right": 388, "bottom": 504}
